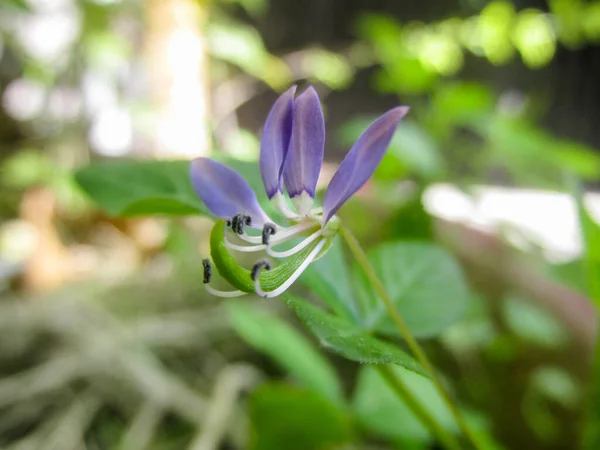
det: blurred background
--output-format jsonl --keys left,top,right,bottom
{"left": 1, "top": 0, "right": 600, "bottom": 448}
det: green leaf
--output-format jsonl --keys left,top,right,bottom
{"left": 249, "top": 383, "right": 353, "bottom": 450}
{"left": 355, "top": 242, "right": 468, "bottom": 338}
{"left": 282, "top": 295, "right": 427, "bottom": 377}
{"left": 352, "top": 365, "right": 457, "bottom": 444}
{"left": 74, "top": 160, "right": 206, "bottom": 217}
{"left": 227, "top": 301, "right": 343, "bottom": 405}
{"left": 572, "top": 180, "right": 600, "bottom": 303}
{"left": 300, "top": 238, "right": 361, "bottom": 323}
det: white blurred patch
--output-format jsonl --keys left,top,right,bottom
{"left": 423, "top": 184, "right": 597, "bottom": 263}
{"left": 16, "top": 2, "right": 80, "bottom": 63}
{"left": 3, "top": 79, "right": 46, "bottom": 121}
{"left": 48, "top": 86, "right": 81, "bottom": 121}
{"left": 89, "top": 107, "right": 132, "bottom": 157}
{"left": 82, "top": 72, "right": 118, "bottom": 116}
{"left": 155, "top": 28, "right": 208, "bottom": 156}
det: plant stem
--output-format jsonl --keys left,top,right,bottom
{"left": 340, "top": 225, "right": 481, "bottom": 450}
{"left": 377, "top": 365, "right": 463, "bottom": 450}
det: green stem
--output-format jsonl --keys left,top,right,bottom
{"left": 340, "top": 225, "right": 480, "bottom": 450}
{"left": 377, "top": 365, "right": 463, "bottom": 450}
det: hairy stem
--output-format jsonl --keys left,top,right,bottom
{"left": 340, "top": 225, "right": 481, "bottom": 450}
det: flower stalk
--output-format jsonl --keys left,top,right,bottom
{"left": 376, "top": 365, "right": 463, "bottom": 450}
{"left": 340, "top": 224, "right": 482, "bottom": 450}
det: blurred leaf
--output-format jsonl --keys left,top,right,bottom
{"left": 546, "top": 259, "right": 587, "bottom": 294}
{"left": 249, "top": 383, "right": 353, "bottom": 450}
{"left": 477, "top": 117, "right": 600, "bottom": 185}
{"left": 300, "top": 238, "right": 361, "bottom": 323}
{"left": 531, "top": 366, "right": 580, "bottom": 409}
{"left": 572, "top": 179, "right": 600, "bottom": 303}
{"left": 384, "top": 193, "right": 434, "bottom": 241}
{"left": 303, "top": 48, "right": 354, "bottom": 89}
{"left": 354, "top": 242, "right": 469, "bottom": 338}
{"left": 208, "top": 22, "right": 291, "bottom": 88}
{"left": 352, "top": 365, "right": 457, "bottom": 444}
{"left": 75, "top": 160, "right": 206, "bottom": 217}
{"left": 227, "top": 301, "right": 343, "bottom": 405}
{"left": 1, "top": 0, "right": 31, "bottom": 12}
{"left": 502, "top": 295, "right": 569, "bottom": 349}
{"left": 282, "top": 295, "right": 427, "bottom": 376}
{"left": 3, "top": 149, "right": 62, "bottom": 188}
{"left": 432, "top": 82, "right": 495, "bottom": 125}
{"left": 219, "top": 0, "right": 268, "bottom": 17}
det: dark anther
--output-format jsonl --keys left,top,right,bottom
{"left": 261, "top": 223, "right": 277, "bottom": 245}
{"left": 226, "top": 218, "right": 232, "bottom": 227}
{"left": 251, "top": 259, "right": 271, "bottom": 281}
{"left": 202, "top": 259, "right": 212, "bottom": 284}
{"left": 231, "top": 214, "right": 252, "bottom": 235}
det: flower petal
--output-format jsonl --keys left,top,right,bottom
{"left": 260, "top": 85, "right": 296, "bottom": 199}
{"left": 190, "top": 158, "right": 271, "bottom": 227}
{"left": 322, "top": 106, "right": 410, "bottom": 224}
{"left": 283, "top": 86, "right": 325, "bottom": 214}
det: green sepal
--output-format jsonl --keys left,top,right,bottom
{"left": 210, "top": 219, "right": 326, "bottom": 293}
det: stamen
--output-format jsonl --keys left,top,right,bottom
{"left": 201, "top": 258, "right": 245, "bottom": 297}
{"left": 202, "top": 258, "right": 212, "bottom": 284}
{"left": 266, "top": 229, "right": 322, "bottom": 258}
{"left": 235, "top": 221, "right": 316, "bottom": 245}
{"left": 254, "top": 238, "right": 327, "bottom": 298}
{"left": 272, "top": 192, "right": 301, "bottom": 219}
{"left": 205, "top": 285, "right": 246, "bottom": 298}
{"left": 225, "top": 239, "right": 266, "bottom": 252}
{"left": 262, "top": 223, "right": 277, "bottom": 245}
{"left": 230, "top": 214, "right": 252, "bottom": 235}
{"left": 251, "top": 259, "right": 271, "bottom": 281}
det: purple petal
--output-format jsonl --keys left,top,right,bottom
{"left": 322, "top": 106, "right": 410, "bottom": 224}
{"left": 190, "top": 158, "right": 271, "bottom": 227}
{"left": 260, "top": 85, "right": 296, "bottom": 199}
{"left": 283, "top": 86, "right": 325, "bottom": 213}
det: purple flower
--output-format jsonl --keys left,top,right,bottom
{"left": 191, "top": 85, "right": 409, "bottom": 298}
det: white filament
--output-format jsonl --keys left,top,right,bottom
{"left": 205, "top": 285, "right": 246, "bottom": 298}
{"left": 225, "top": 239, "right": 266, "bottom": 252}
{"left": 235, "top": 221, "right": 317, "bottom": 245}
{"left": 272, "top": 192, "right": 301, "bottom": 219}
{"left": 254, "top": 238, "right": 327, "bottom": 298}
{"left": 266, "top": 229, "right": 322, "bottom": 258}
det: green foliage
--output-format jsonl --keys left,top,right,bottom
{"left": 283, "top": 295, "right": 427, "bottom": 376}
{"left": 248, "top": 383, "right": 353, "bottom": 450}
{"left": 352, "top": 365, "right": 457, "bottom": 444}
{"left": 502, "top": 295, "right": 569, "bottom": 349}
{"left": 354, "top": 242, "right": 469, "bottom": 338}
{"left": 208, "top": 21, "right": 291, "bottom": 89}
{"left": 75, "top": 160, "right": 206, "bottom": 217}
{"left": 301, "top": 238, "right": 361, "bottom": 322}
{"left": 227, "top": 301, "right": 344, "bottom": 405}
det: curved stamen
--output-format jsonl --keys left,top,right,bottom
{"left": 202, "top": 258, "right": 212, "bottom": 283}
{"left": 254, "top": 238, "right": 327, "bottom": 298}
{"left": 266, "top": 229, "right": 322, "bottom": 258}
{"left": 230, "top": 214, "right": 252, "bottom": 235}
{"left": 262, "top": 223, "right": 277, "bottom": 245}
{"left": 234, "top": 221, "right": 316, "bottom": 245}
{"left": 251, "top": 259, "right": 271, "bottom": 281}
{"left": 202, "top": 259, "right": 245, "bottom": 297}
